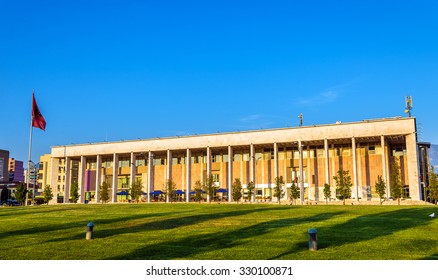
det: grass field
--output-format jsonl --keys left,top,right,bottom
{"left": 0, "top": 203, "right": 437, "bottom": 260}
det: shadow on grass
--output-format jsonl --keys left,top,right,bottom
{"left": 270, "top": 208, "right": 436, "bottom": 260}
{"left": 0, "top": 212, "right": 172, "bottom": 242}
{"left": 106, "top": 211, "right": 345, "bottom": 260}
{"left": 47, "top": 206, "right": 293, "bottom": 243}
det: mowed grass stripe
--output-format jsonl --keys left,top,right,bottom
{"left": 0, "top": 204, "right": 436, "bottom": 260}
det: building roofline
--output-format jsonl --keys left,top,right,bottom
{"left": 51, "top": 116, "right": 414, "bottom": 149}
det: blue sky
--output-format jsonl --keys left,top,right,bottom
{"left": 1, "top": 0, "right": 438, "bottom": 166}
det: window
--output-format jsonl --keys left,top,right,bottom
{"left": 243, "top": 153, "right": 250, "bottom": 161}
{"left": 368, "top": 146, "right": 376, "bottom": 155}
{"left": 212, "top": 173, "right": 220, "bottom": 182}
{"left": 234, "top": 153, "right": 241, "bottom": 162}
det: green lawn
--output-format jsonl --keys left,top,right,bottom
{"left": 0, "top": 203, "right": 436, "bottom": 260}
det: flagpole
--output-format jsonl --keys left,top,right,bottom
{"left": 26, "top": 90, "right": 35, "bottom": 206}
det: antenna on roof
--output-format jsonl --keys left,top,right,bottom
{"left": 298, "top": 113, "right": 303, "bottom": 126}
{"left": 405, "top": 96, "right": 413, "bottom": 117}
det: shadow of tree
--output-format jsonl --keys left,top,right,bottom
{"left": 270, "top": 208, "right": 437, "bottom": 260}
{"left": 106, "top": 211, "right": 345, "bottom": 260}
{"left": 47, "top": 206, "right": 293, "bottom": 243}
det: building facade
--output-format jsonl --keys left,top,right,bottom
{"left": 47, "top": 117, "right": 422, "bottom": 204}
{"left": 0, "top": 149, "right": 10, "bottom": 183}
{"left": 8, "top": 158, "right": 24, "bottom": 183}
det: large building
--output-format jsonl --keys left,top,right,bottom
{"left": 8, "top": 158, "right": 24, "bottom": 183}
{"left": 46, "top": 117, "right": 425, "bottom": 204}
{"left": 0, "top": 149, "right": 10, "bottom": 183}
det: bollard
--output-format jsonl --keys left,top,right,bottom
{"left": 308, "top": 228, "right": 318, "bottom": 251}
{"left": 86, "top": 222, "right": 95, "bottom": 240}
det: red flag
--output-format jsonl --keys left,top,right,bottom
{"left": 32, "top": 93, "right": 46, "bottom": 131}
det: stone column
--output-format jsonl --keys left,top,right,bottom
{"left": 64, "top": 157, "right": 71, "bottom": 203}
{"left": 406, "top": 133, "right": 420, "bottom": 200}
{"left": 299, "top": 140, "right": 304, "bottom": 203}
{"left": 206, "top": 147, "right": 212, "bottom": 202}
{"left": 147, "top": 151, "right": 153, "bottom": 203}
{"left": 186, "top": 148, "right": 191, "bottom": 203}
{"left": 112, "top": 153, "right": 119, "bottom": 203}
{"left": 49, "top": 157, "right": 59, "bottom": 204}
{"left": 228, "top": 145, "right": 233, "bottom": 202}
{"left": 381, "top": 136, "right": 389, "bottom": 198}
{"left": 352, "top": 137, "right": 359, "bottom": 201}
{"left": 274, "top": 142, "right": 279, "bottom": 179}
{"left": 250, "top": 143, "right": 255, "bottom": 202}
{"left": 95, "top": 155, "right": 102, "bottom": 203}
{"left": 166, "top": 150, "right": 172, "bottom": 203}
{"left": 130, "top": 152, "right": 136, "bottom": 187}
{"left": 79, "top": 156, "right": 86, "bottom": 203}
{"left": 324, "top": 138, "right": 330, "bottom": 185}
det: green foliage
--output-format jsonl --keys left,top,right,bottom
{"left": 428, "top": 168, "right": 438, "bottom": 204}
{"left": 333, "top": 169, "right": 352, "bottom": 205}
{"left": 99, "top": 181, "right": 110, "bottom": 203}
{"left": 0, "top": 204, "right": 437, "bottom": 260}
{"left": 193, "top": 180, "right": 204, "bottom": 203}
{"left": 15, "top": 184, "right": 28, "bottom": 206}
{"left": 273, "top": 176, "right": 285, "bottom": 204}
{"left": 203, "top": 175, "right": 217, "bottom": 203}
{"left": 390, "top": 160, "right": 404, "bottom": 205}
{"left": 289, "top": 182, "right": 300, "bottom": 205}
{"left": 375, "top": 175, "right": 386, "bottom": 205}
{"left": 130, "top": 179, "right": 143, "bottom": 203}
{"left": 323, "top": 183, "right": 331, "bottom": 204}
{"left": 70, "top": 183, "right": 80, "bottom": 203}
{"left": 231, "top": 178, "right": 243, "bottom": 203}
{"left": 164, "top": 179, "right": 176, "bottom": 202}
{"left": 246, "top": 181, "right": 255, "bottom": 203}
{"left": 43, "top": 185, "right": 53, "bottom": 205}
{"left": 0, "top": 188, "right": 9, "bottom": 202}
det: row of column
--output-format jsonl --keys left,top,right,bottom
{"left": 54, "top": 136, "right": 392, "bottom": 204}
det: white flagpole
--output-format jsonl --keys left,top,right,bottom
{"left": 26, "top": 90, "right": 34, "bottom": 206}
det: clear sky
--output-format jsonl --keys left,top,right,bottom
{"left": 1, "top": 0, "right": 438, "bottom": 167}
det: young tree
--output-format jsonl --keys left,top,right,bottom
{"left": 428, "top": 167, "right": 438, "bottom": 204}
{"left": 323, "top": 183, "right": 331, "bottom": 205}
{"left": 15, "top": 184, "right": 28, "bottom": 206}
{"left": 289, "top": 182, "right": 300, "bottom": 205}
{"left": 130, "top": 179, "right": 143, "bottom": 203}
{"left": 193, "top": 180, "right": 204, "bottom": 203}
{"left": 273, "top": 176, "right": 285, "bottom": 204}
{"left": 164, "top": 179, "right": 176, "bottom": 203}
{"left": 100, "top": 181, "right": 110, "bottom": 203}
{"left": 70, "top": 182, "right": 80, "bottom": 203}
{"left": 390, "top": 160, "right": 404, "bottom": 205}
{"left": 1, "top": 188, "right": 9, "bottom": 203}
{"left": 333, "top": 169, "right": 352, "bottom": 205}
{"left": 375, "top": 175, "right": 386, "bottom": 205}
{"left": 43, "top": 185, "right": 53, "bottom": 205}
{"left": 232, "top": 178, "right": 243, "bottom": 203}
{"left": 203, "top": 175, "right": 217, "bottom": 203}
{"left": 246, "top": 181, "right": 255, "bottom": 203}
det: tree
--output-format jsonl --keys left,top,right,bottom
{"left": 231, "top": 178, "right": 243, "bottom": 203}
{"left": 164, "top": 179, "right": 176, "bottom": 202}
{"left": 0, "top": 188, "right": 9, "bottom": 203}
{"left": 15, "top": 184, "right": 27, "bottom": 206}
{"left": 70, "top": 182, "right": 80, "bottom": 203}
{"left": 246, "top": 181, "right": 255, "bottom": 203}
{"left": 203, "top": 175, "right": 217, "bottom": 203}
{"left": 130, "top": 179, "right": 143, "bottom": 203}
{"left": 323, "top": 183, "right": 331, "bottom": 205}
{"left": 333, "top": 169, "right": 352, "bottom": 205}
{"left": 43, "top": 185, "right": 53, "bottom": 205}
{"left": 428, "top": 167, "right": 438, "bottom": 204}
{"left": 390, "top": 160, "right": 404, "bottom": 205}
{"left": 193, "top": 180, "right": 204, "bottom": 203}
{"left": 289, "top": 181, "right": 300, "bottom": 205}
{"left": 99, "top": 181, "right": 110, "bottom": 203}
{"left": 375, "top": 175, "right": 386, "bottom": 205}
{"left": 273, "top": 176, "right": 285, "bottom": 204}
